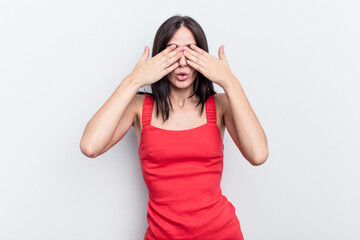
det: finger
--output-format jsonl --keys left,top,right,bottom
{"left": 159, "top": 45, "right": 182, "bottom": 63}
{"left": 183, "top": 47, "right": 203, "bottom": 66}
{"left": 139, "top": 46, "right": 149, "bottom": 62}
{"left": 185, "top": 45, "right": 207, "bottom": 63}
{"left": 158, "top": 44, "right": 177, "bottom": 59}
{"left": 186, "top": 59, "right": 205, "bottom": 73}
{"left": 161, "top": 50, "right": 182, "bottom": 68}
{"left": 218, "top": 45, "right": 227, "bottom": 61}
{"left": 189, "top": 44, "right": 207, "bottom": 55}
{"left": 162, "top": 62, "right": 179, "bottom": 76}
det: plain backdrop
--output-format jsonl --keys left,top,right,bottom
{"left": 1, "top": 0, "right": 359, "bottom": 239}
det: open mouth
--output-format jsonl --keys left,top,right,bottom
{"left": 177, "top": 72, "right": 188, "bottom": 76}
{"left": 176, "top": 74, "right": 188, "bottom": 81}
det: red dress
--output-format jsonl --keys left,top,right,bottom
{"left": 138, "top": 93, "right": 244, "bottom": 240}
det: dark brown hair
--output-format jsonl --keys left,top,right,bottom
{"left": 137, "top": 15, "right": 216, "bottom": 123}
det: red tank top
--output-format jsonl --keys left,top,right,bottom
{"left": 138, "top": 93, "right": 244, "bottom": 240}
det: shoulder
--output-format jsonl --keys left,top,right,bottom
{"left": 213, "top": 92, "right": 226, "bottom": 102}
{"left": 132, "top": 92, "right": 151, "bottom": 125}
{"left": 213, "top": 93, "right": 228, "bottom": 116}
{"left": 133, "top": 92, "right": 146, "bottom": 114}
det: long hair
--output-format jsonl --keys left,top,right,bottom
{"left": 137, "top": 15, "right": 216, "bottom": 123}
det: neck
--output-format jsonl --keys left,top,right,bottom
{"left": 169, "top": 85, "right": 198, "bottom": 109}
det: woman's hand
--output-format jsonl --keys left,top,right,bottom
{"left": 130, "top": 45, "right": 183, "bottom": 87}
{"left": 183, "top": 44, "right": 236, "bottom": 88}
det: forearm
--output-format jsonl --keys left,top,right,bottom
{"left": 222, "top": 76, "right": 268, "bottom": 165}
{"left": 80, "top": 74, "right": 141, "bottom": 155}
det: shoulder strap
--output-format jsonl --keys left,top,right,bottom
{"left": 206, "top": 94, "right": 217, "bottom": 123}
{"left": 142, "top": 94, "right": 154, "bottom": 127}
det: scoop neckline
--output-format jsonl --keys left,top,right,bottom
{"left": 147, "top": 121, "right": 210, "bottom": 132}
{"left": 145, "top": 94, "right": 210, "bottom": 132}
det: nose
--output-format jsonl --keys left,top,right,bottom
{"left": 179, "top": 47, "right": 187, "bottom": 67}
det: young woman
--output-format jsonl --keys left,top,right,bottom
{"left": 80, "top": 15, "right": 268, "bottom": 240}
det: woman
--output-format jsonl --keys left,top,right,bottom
{"left": 80, "top": 15, "right": 268, "bottom": 240}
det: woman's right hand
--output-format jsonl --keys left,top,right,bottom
{"left": 130, "top": 44, "right": 183, "bottom": 87}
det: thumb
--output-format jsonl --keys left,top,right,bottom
{"left": 218, "top": 45, "right": 227, "bottom": 61}
{"left": 139, "top": 46, "right": 149, "bottom": 62}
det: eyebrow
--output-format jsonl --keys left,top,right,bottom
{"left": 166, "top": 43, "right": 196, "bottom": 48}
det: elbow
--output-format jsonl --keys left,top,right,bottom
{"left": 80, "top": 141, "right": 98, "bottom": 158}
{"left": 249, "top": 149, "right": 269, "bottom": 166}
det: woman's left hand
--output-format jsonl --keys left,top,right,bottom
{"left": 183, "top": 44, "right": 235, "bottom": 87}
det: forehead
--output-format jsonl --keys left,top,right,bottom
{"left": 167, "top": 27, "right": 196, "bottom": 47}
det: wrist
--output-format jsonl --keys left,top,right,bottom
{"left": 220, "top": 74, "right": 239, "bottom": 91}
{"left": 123, "top": 73, "right": 143, "bottom": 90}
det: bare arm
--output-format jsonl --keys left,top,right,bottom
{"left": 79, "top": 75, "right": 141, "bottom": 158}
{"left": 222, "top": 79, "right": 269, "bottom": 166}
{"left": 80, "top": 44, "right": 182, "bottom": 158}
{"left": 183, "top": 44, "right": 268, "bottom": 166}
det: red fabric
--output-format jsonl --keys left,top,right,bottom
{"left": 138, "top": 93, "right": 244, "bottom": 240}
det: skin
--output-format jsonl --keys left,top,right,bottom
{"left": 80, "top": 26, "right": 269, "bottom": 166}
{"left": 139, "top": 27, "right": 223, "bottom": 137}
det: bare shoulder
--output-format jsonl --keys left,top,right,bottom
{"left": 133, "top": 93, "right": 146, "bottom": 125}
{"left": 213, "top": 93, "right": 228, "bottom": 130}
{"left": 213, "top": 92, "right": 228, "bottom": 117}
{"left": 213, "top": 92, "right": 226, "bottom": 102}
{"left": 134, "top": 92, "right": 146, "bottom": 108}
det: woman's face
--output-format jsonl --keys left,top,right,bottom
{"left": 166, "top": 27, "right": 198, "bottom": 90}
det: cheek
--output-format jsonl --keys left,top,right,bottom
{"left": 191, "top": 70, "right": 198, "bottom": 78}
{"left": 167, "top": 71, "right": 176, "bottom": 78}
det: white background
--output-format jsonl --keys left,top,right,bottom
{"left": 1, "top": 0, "right": 359, "bottom": 239}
